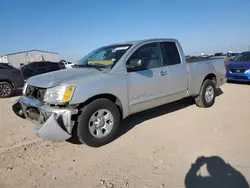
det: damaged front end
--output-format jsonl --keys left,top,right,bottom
{"left": 12, "top": 96, "right": 78, "bottom": 142}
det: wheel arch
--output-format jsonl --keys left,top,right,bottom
{"left": 0, "top": 79, "right": 14, "bottom": 87}
{"left": 203, "top": 73, "right": 217, "bottom": 85}
{"left": 76, "top": 93, "right": 124, "bottom": 119}
{"left": 195, "top": 73, "right": 217, "bottom": 97}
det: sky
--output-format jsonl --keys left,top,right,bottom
{"left": 0, "top": 0, "right": 250, "bottom": 61}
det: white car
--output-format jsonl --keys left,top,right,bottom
{"left": 60, "top": 60, "right": 73, "bottom": 68}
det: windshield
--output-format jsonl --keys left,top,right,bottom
{"left": 75, "top": 44, "right": 132, "bottom": 70}
{"left": 233, "top": 52, "right": 250, "bottom": 62}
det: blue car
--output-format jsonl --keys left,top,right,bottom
{"left": 226, "top": 51, "right": 250, "bottom": 82}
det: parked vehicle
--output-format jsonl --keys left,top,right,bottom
{"left": 214, "top": 53, "right": 224, "bottom": 57}
{"left": 59, "top": 60, "right": 74, "bottom": 69}
{"left": 226, "top": 51, "right": 250, "bottom": 82}
{"left": 224, "top": 52, "right": 240, "bottom": 67}
{"left": 12, "top": 38, "right": 226, "bottom": 147}
{"left": 20, "top": 61, "right": 66, "bottom": 80}
{"left": 186, "top": 55, "right": 198, "bottom": 60}
{"left": 0, "top": 63, "right": 24, "bottom": 98}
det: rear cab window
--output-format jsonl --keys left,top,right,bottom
{"left": 161, "top": 42, "right": 181, "bottom": 66}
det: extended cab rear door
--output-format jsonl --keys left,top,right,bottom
{"left": 160, "top": 41, "right": 189, "bottom": 99}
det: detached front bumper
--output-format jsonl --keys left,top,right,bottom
{"left": 12, "top": 96, "right": 78, "bottom": 142}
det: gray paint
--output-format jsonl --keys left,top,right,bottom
{"left": 13, "top": 96, "right": 78, "bottom": 141}
{"left": 27, "top": 38, "right": 226, "bottom": 118}
{"left": 13, "top": 38, "right": 226, "bottom": 142}
{"left": 34, "top": 114, "right": 71, "bottom": 142}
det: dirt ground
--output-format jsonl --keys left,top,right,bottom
{"left": 0, "top": 83, "right": 250, "bottom": 188}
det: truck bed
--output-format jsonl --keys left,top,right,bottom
{"left": 186, "top": 58, "right": 226, "bottom": 97}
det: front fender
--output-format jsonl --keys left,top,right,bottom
{"left": 68, "top": 73, "right": 129, "bottom": 118}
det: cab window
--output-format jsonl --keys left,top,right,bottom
{"left": 162, "top": 42, "right": 181, "bottom": 66}
{"left": 127, "top": 42, "right": 163, "bottom": 71}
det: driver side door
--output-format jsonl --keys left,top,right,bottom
{"left": 126, "top": 42, "right": 170, "bottom": 114}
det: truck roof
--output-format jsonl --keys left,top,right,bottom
{"left": 107, "top": 38, "right": 178, "bottom": 47}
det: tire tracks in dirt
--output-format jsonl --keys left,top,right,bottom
{"left": 0, "top": 138, "right": 43, "bottom": 153}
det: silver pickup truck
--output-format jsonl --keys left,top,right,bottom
{"left": 13, "top": 38, "right": 226, "bottom": 147}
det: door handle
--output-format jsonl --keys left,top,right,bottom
{"left": 159, "top": 70, "right": 168, "bottom": 76}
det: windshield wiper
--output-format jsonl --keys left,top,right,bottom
{"left": 73, "top": 64, "right": 103, "bottom": 71}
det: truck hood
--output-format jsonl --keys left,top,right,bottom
{"left": 227, "top": 61, "right": 250, "bottom": 69}
{"left": 27, "top": 68, "right": 101, "bottom": 88}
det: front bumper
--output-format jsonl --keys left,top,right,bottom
{"left": 12, "top": 96, "right": 78, "bottom": 142}
{"left": 226, "top": 72, "right": 250, "bottom": 82}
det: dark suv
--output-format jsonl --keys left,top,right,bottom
{"left": 20, "top": 61, "right": 66, "bottom": 80}
{"left": 0, "top": 63, "right": 24, "bottom": 98}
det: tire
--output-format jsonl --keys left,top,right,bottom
{"left": 195, "top": 79, "right": 216, "bottom": 108}
{"left": 0, "top": 82, "right": 13, "bottom": 98}
{"left": 73, "top": 98, "right": 121, "bottom": 147}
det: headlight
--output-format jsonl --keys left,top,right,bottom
{"left": 245, "top": 69, "right": 250, "bottom": 73}
{"left": 44, "top": 85, "right": 75, "bottom": 104}
{"left": 22, "top": 83, "right": 28, "bottom": 95}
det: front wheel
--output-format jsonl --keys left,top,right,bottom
{"left": 195, "top": 79, "right": 216, "bottom": 108}
{"left": 0, "top": 82, "right": 13, "bottom": 98}
{"left": 74, "top": 98, "right": 121, "bottom": 147}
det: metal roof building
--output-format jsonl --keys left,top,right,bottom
{"left": 0, "top": 50, "right": 60, "bottom": 67}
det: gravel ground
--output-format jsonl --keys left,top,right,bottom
{"left": 0, "top": 83, "right": 250, "bottom": 188}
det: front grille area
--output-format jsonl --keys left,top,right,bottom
{"left": 231, "top": 76, "right": 249, "bottom": 80}
{"left": 25, "top": 85, "right": 46, "bottom": 102}
{"left": 229, "top": 68, "right": 247, "bottom": 73}
{"left": 26, "top": 107, "right": 40, "bottom": 121}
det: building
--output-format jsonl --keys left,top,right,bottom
{"left": 0, "top": 50, "right": 60, "bottom": 67}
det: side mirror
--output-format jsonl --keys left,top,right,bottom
{"left": 127, "top": 59, "right": 146, "bottom": 72}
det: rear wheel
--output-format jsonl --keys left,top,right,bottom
{"left": 195, "top": 79, "right": 216, "bottom": 108}
{"left": 0, "top": 82, "right": 13, "bottom": 98}
{"left": 72, "top": 98, "right": 121, "bottom": 147}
